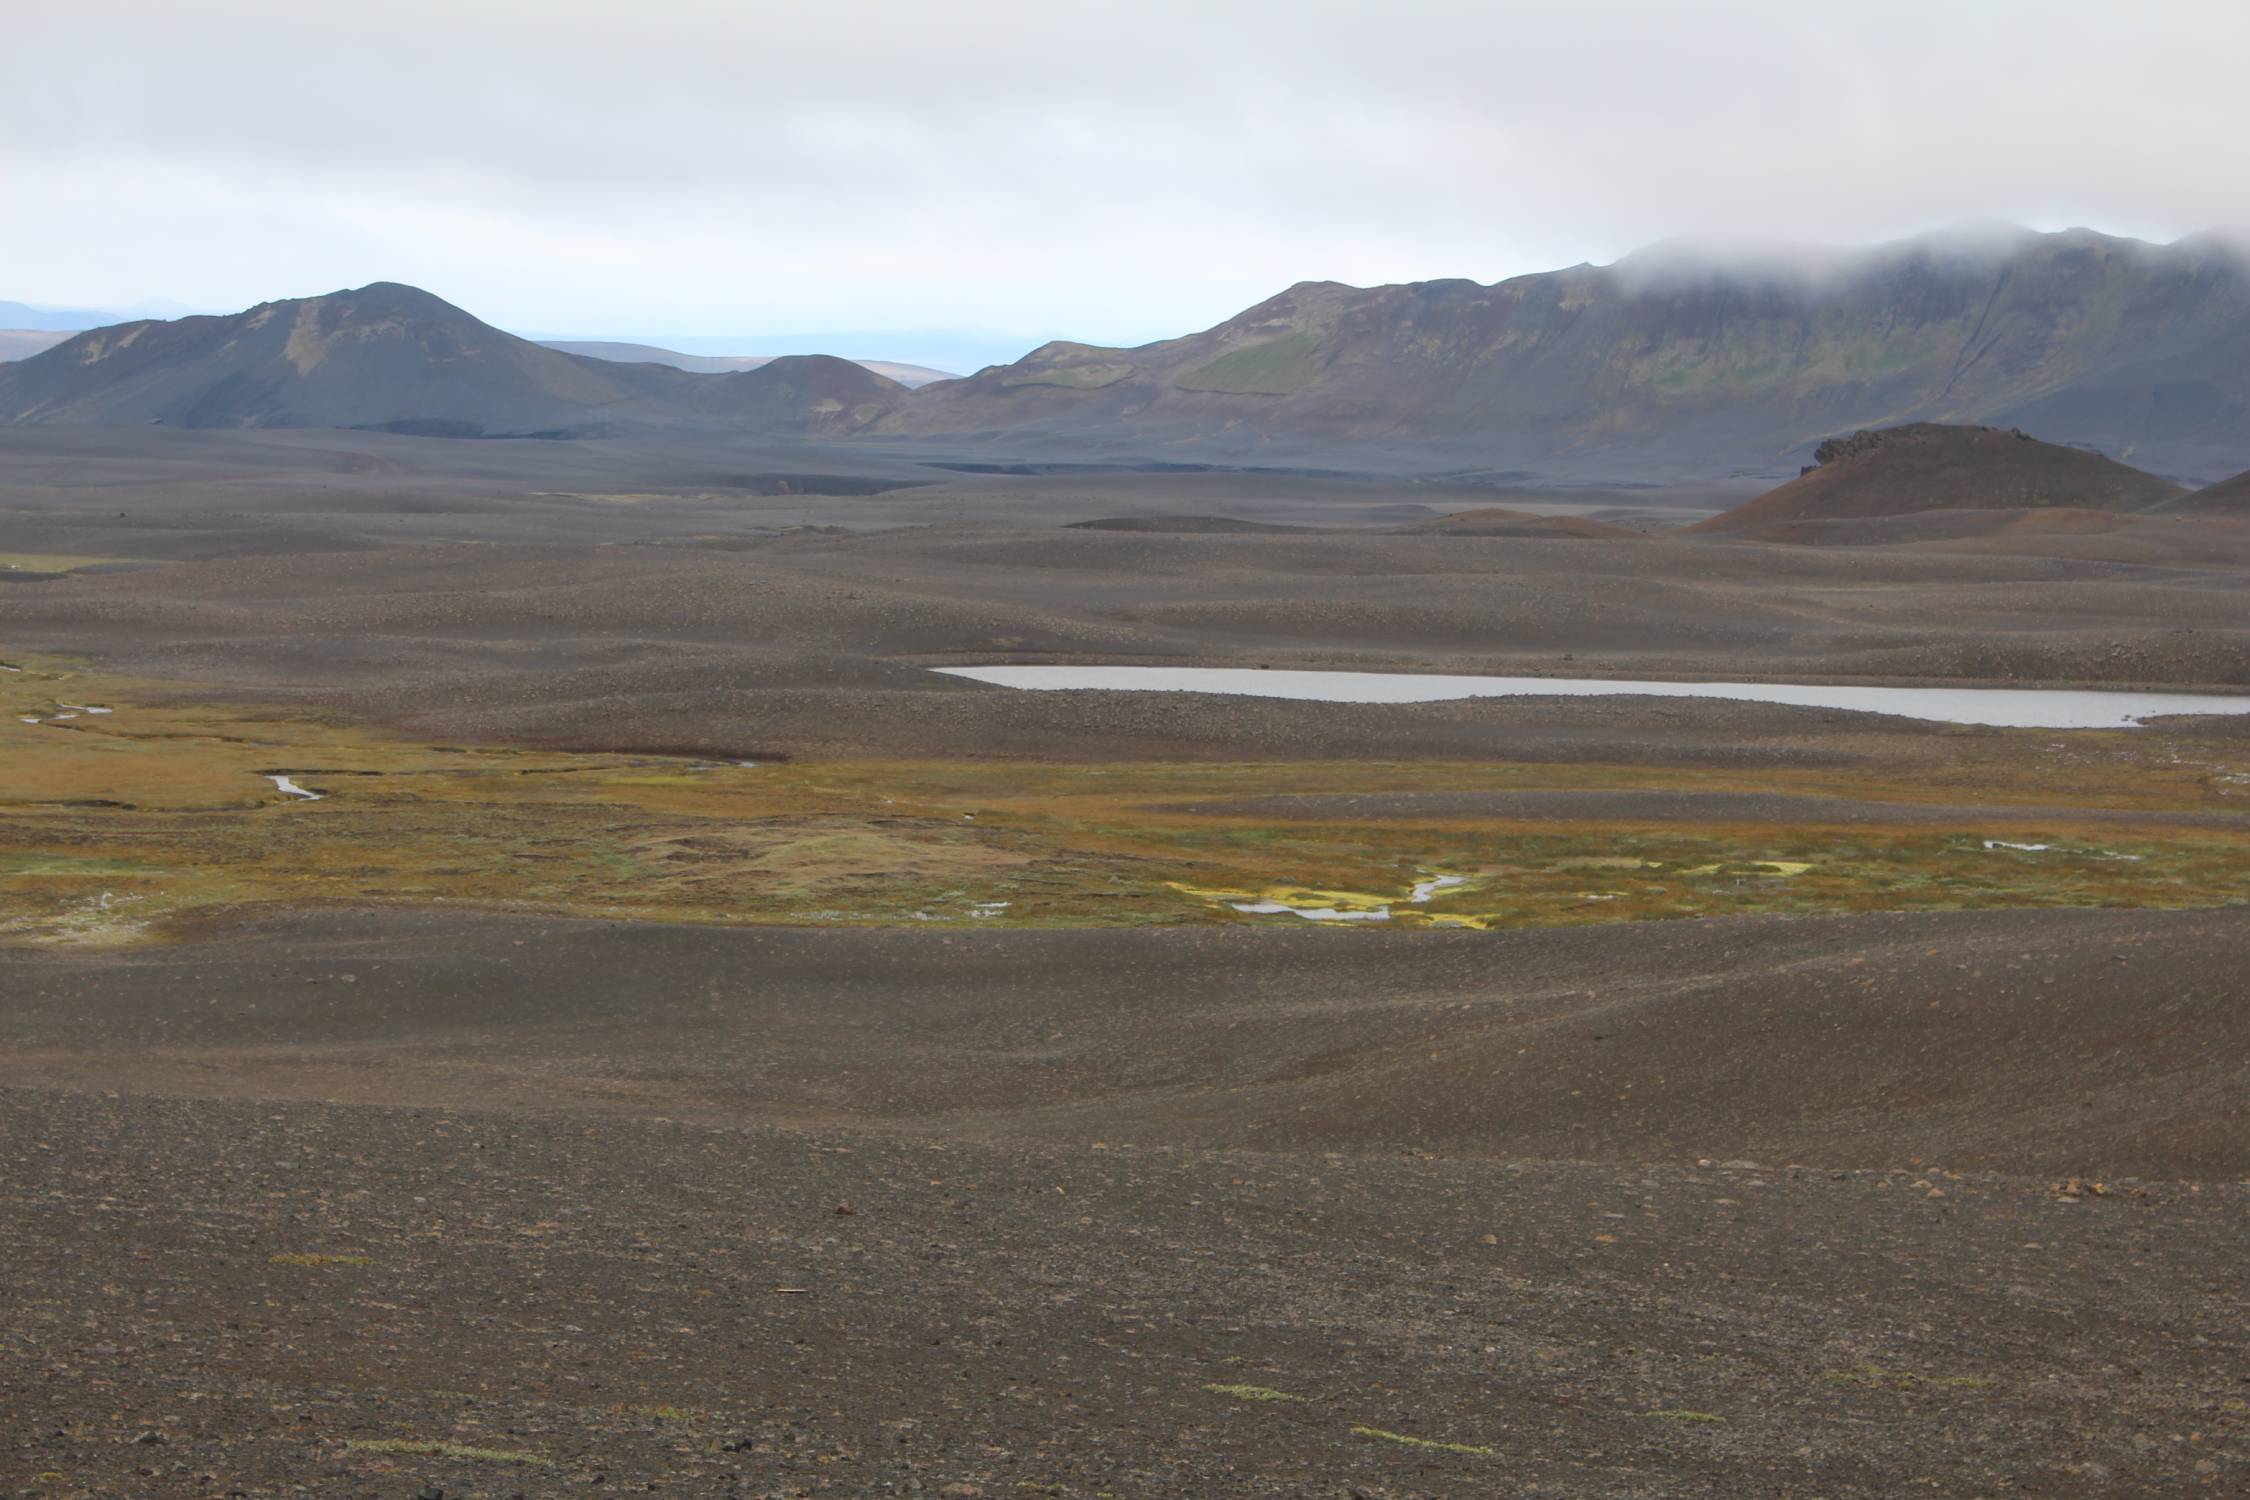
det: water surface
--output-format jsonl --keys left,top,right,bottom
{"left": 934, "top": 666, "right": 2250, "bottom": 730}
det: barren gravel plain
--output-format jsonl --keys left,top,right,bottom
{"left": 3, "top": 431, "right": 2248, "bottom": 1497}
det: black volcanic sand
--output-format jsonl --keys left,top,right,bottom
{"left": 4, "top": 484, "right": 2248, "bottom": 765}
{"left": 4, "top": 907, "right": 2248, "bottom": 1497}
{"left": 7, "top": 906, "right": 2247, "bottom": 1172}
{"left": 6, "top": 430, "right": 2250, "bottom": 1495}
{"left": 0, "top": 428, "right": 1729, "bottom": 561}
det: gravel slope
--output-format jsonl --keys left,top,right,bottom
{"left": 4, "top": 904, "right": 2247, "bottom": 1497}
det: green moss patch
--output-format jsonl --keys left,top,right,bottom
{"left": 1826, "top": 1364, "right": 1994, "bottom": 1392}
{"left": 1002, "top": 363, "right": 1133, "bottom": 391}
{"left": 1174, "top": 333, "right": 1324, "bottom": 395}
{"left": 1204, "top": 1382, "right": 1303, "bottom": 1403}
{"left": 345, "top": 1437, "right": 548, "bottom": 1465}
{"left": 1350, "top": 1425, "right": 1491, "bottom": 1455}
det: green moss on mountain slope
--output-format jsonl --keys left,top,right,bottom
{"left": 1175, "top": 332, "right": 1325, "bottom": 395}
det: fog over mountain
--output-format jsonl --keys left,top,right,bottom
{"left": 10, "top": 1, "right": 2250, "bottom": 354}
{"left": 13, "top": 2, "right": 2250, "bottom": 478}
{"left": 10, "top": 226, "right": 2250, "bottom": 484}
{"left": 889, "top": 225, "right": 2250, "bottom": 483}
{"left": 11, "top": 15, "right": 2250, "bottom": 1494}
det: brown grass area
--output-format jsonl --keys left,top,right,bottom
{"left": 5, "top": 658, "right": 2249, "bottom": 946}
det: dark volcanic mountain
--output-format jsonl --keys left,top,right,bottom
{"left": 2182, "top": 468, "right": 2250, "bottom": 512}
{"left": 886, "top": 227, "right": 2250, "bottom": 483}
{"left": 0, "top": 283, "right": 694, "bottom": 437}
{"left": 15, "top": 228, "right": 2250, "bottom": 480}
{"left": 1695, "top": 423, "right": 2186, "bottom": 535}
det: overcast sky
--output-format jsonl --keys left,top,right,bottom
{"left": 8, "top": 1, "right": 2249, "bottom": 368}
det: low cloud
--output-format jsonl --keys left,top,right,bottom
{"left": 7, "top": 1, "right": 2247, "bottom": 350}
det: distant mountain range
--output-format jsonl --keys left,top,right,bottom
{"left": 1, "top": 303, "right": 958, "bottom": 391}
{"left": 888, "top": 226, "right": 2250, "bottom": 483}
{"left": 8, "top": 227, "right": 2250, "bottom": 483}
{"left": 536, "top": 340, "right": 955, "bottom": 388}
{"left": 0, "top": 283, "right": 903, "bottom": 438}
{"left": 0, "top": 299, "right": 133, "bottom": 332}
{"left": 0, "top": 331, "right": 73, "bottom": 363}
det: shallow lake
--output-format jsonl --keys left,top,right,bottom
{"left": 932, "top": 665, "right": 2250, "bottom": 730}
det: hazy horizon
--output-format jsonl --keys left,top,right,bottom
{"left": 10, "top": 220, "right": 2244, "bottom": 377}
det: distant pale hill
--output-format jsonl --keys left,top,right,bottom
{"left": 0, "top": 331, "right": 73, "bottom": 363}
{"left": 1693, "top": 424, "right": 2186, "bottom": 537}
{"left": 539, "top": 339, "right": 954, "bottom": 388}
{"left": 0, "top": 300, "right": 128, "bottom": 332}
{"left": 885, "top": 227, "right": 2250, "bottom": 483}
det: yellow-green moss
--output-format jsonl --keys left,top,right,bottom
{"left": 345, "top": 1437, "right": 547, "bottom": 1465}
{"left": 1350, "top": 1425, "right": 1491, "bottom": 1454}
